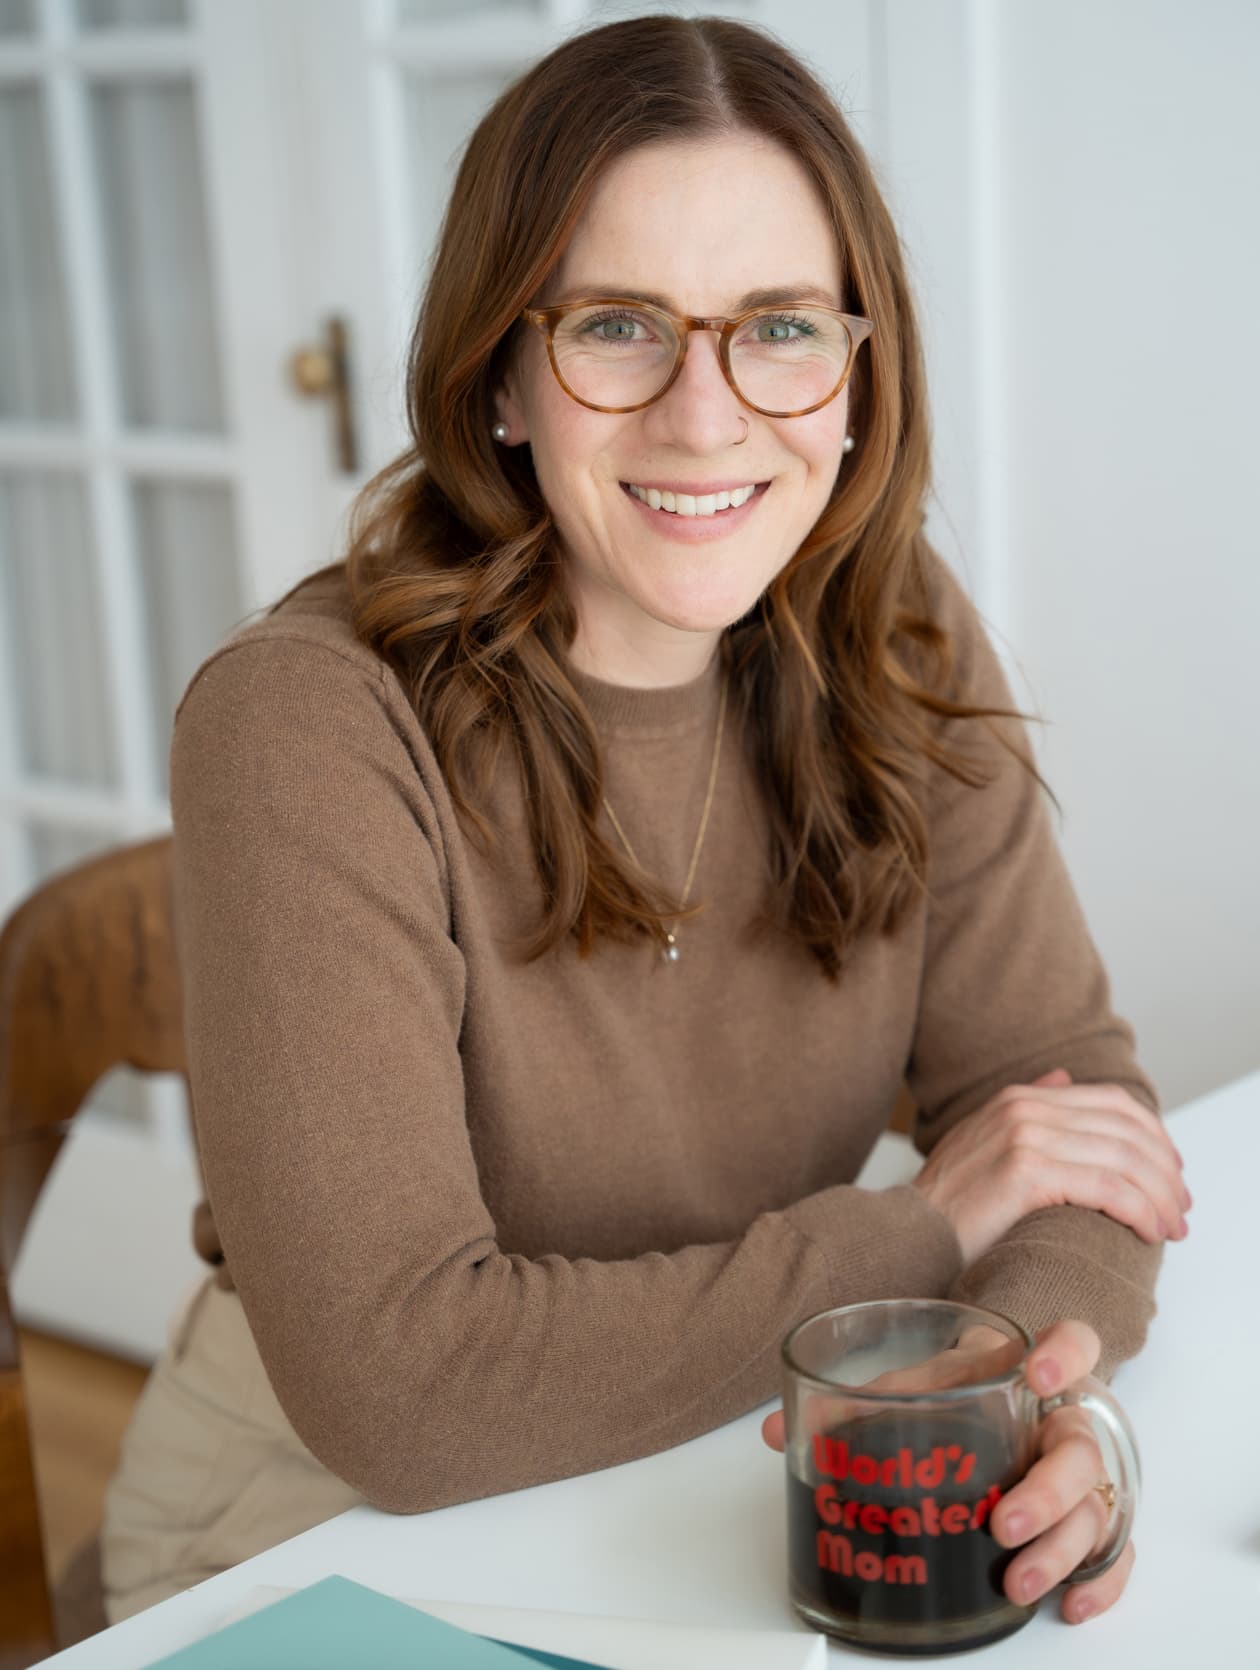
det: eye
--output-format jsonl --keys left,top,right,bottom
{"left": 578, "top": 309, "right": 655, "bottom": 343}
{"left": 747, "top": 311, "right": 821, "bottom": 345}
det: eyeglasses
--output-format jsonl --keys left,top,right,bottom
{"left": 521, "top": 297, "right": 874, "bottom": 419}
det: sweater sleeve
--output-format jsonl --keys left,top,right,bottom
{"left": 171, "top": 633, "right": 963, "bottom": 1514}
{"left": 903, "top": 556, "right": 1164, "bottom": 1379}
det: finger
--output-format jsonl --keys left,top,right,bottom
{"left": 761, "top": 1409, "right": 786, "bottom": 1452}
{"left": 1029, "top": 1135, "right": 1189, "bottom": 1242}
{"left": 1023, "top": 1319, "right": 1101, "bottom": 1396}
{"left": 861, "top": 1337, "right": 1024, "bottom": 1398}
{"left": 1009, "top": 1080, "right": 1183, "bottom": 1167}
{"left": 1029, "top": 1121, "right": 1191, "bottom": 1226}
{"left": 1032, "top": 1099, "right": 1189, "bottom": 1190}
{"left": 1062, "top": 1535, "right": 1136, "bottom": 1624}
{"left": 992, "top": 1410, "right": 1102, "bottom": 1548}
{"left": 1002, "top": 1493, "right": 1112, "bottom": 1606}
{"left": 1006, "top": 1095, "right": 1190, "bottom": 1213}
{"left": 1020, "top": 1158, "right": 1168, "bottom": 1243}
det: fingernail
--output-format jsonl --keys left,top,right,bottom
{"left": 1072, "top": 1595, "right": 1097, "bottom": 1623}
{"left": 1033, "top": 1356, "right": 1060, "bottom": 1392}
{"left": 1003, "top": 1511, "right": 1030, "bottom": 1543}
{"left": 1018, "top": 1567, "right": 1043, "bottom": 1603}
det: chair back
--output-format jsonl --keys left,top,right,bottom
{"left": 0, "top": 836, "right": 185, "bottom": 1667}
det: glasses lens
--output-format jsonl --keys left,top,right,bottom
{"left": 729, "top": 308, "right": 852, "bottom": 413}
{"left": 551, "top": 304, "right": 678, "bottom": 408}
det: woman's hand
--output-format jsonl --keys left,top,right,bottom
{"left": 985, "top": 1320, "right": 1132, "bottom": 1624}
{"left": 760, "top": 1319, "right": 1133, "bottom": 1625}
{"left": 910, "top": 1068, "right": 1190, "bottom": 1266}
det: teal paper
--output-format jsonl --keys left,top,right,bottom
{"left": 142, "top": 1575, "right": 599, "bottom": 1669}
{"left": 488, "top": 1643, "right": 611, "bottom": 1670}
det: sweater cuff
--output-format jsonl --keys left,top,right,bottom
{"left": 948, "top": 1242, "right": 1158, "bottom": 1382}
{"left": 785, "top": 1183, "right": 965, "bottom": 1310}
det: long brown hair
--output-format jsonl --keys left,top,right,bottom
{"left": 312, "top": 14, "right": 1046, "bottom": 977}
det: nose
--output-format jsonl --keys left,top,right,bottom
{"left": 641, "top": 326, "right": 748, "bottom": 454}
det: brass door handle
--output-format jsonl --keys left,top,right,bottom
{"left": 288, "top": 315, "right": 358, "bottom": 474}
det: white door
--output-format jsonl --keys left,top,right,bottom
{"left": 2, "top": 0, "right": 348, "bottom": 1356}
{"left": 2, "top": 0, "right": 919, "bottom": 1358}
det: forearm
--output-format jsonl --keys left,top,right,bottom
{"left": 222, "top": 1181, "right": 961, "bottom": 1514}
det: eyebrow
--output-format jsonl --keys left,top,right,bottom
{"left": 548, "top": 282, "right": 843, "bottom": 313}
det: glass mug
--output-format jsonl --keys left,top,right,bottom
{"left": 781, "top": 1299, "right": 1140, "bottom": 1655}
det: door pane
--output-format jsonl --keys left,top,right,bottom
{"left": 90, "top": 79, "right": 225, "bottom": 431}
{"left": 75, "top": 0, "right": 189, "bottom": 27}
{"left": 25, "top": 818, "right": 124, "bottom": 887}
{"left": 0, "top": 1, "right": 35, "bottom": 36}
{"left": 0, "top": 473, "right": 119, "bottom": 788}
{"left": 398, "top": 0, "right": 540, "bottom": 18}
{"left": 132, "top": 478, "right": 245, "bottom": 793}
{"left": 0, "top": 84, "right": 80, "bottom": 422}
{"left": 402, "top": 70, "right": 515, "bottom": 249}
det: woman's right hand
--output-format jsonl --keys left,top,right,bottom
{"left": 910, "top": 1068, "right": 1191, "bottom": 1266}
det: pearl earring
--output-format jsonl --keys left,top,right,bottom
{"left": 843, "top": 434, "right": 855, "bottom": 453}
{"left": 492, "top": 422, "right": 510, "bottom": 443}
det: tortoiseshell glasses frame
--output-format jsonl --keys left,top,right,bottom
{"left": 520, "top": 298, "right": 875, "bottom": 419}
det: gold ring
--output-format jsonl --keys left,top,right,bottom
{"left": 1093, "top": 1479, "right": 1117, "bottom": 1514}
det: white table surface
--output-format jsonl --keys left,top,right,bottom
{"left": 45, "top": 1070, "right": 1258, "bottom": 1668}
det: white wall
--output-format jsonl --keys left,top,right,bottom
{"left": 997, "top": 0, "right": 1259, "bottom": 1109}
{"left": 868, "top": 0, "right": 1258, "bottom": 1112}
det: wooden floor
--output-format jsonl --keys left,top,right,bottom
{"left": 19, "top": 1329, "right": 150, "bottom": 1582}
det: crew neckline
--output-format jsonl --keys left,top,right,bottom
{"left": 566, "top": 649, "right": 724, "bottom": 733}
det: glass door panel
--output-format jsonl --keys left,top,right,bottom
{"left": 401, "top": 67, "right": 517, "bottom": 260}
{"left": 0, "top": 472, "right": 119, "bottom": 789}
{"left": 75, "top": 0, "right": 189, "bottom": 28}
{"left": 89, "top": 77, "right": 225, "bottom": 431}
{"left": 132, "top": 478, "right": 245, "bottom": 793}
{"left": 0, "top": 82, "right": 80, "bottom": 420}
{"left": 26, "top": 816, "right": 127, "bottom": 886}
{"left": 0, "top": 0, "right": 34, "bottom": 35}
{"left": 397, "top": 0, "right": 541, "bottom": 18}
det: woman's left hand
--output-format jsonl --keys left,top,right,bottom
{"left": 759, "top": 1317, "right": 1132, "bottom": 1625}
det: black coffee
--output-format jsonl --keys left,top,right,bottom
{"left": 787, "top": 1412, "right": 1030, "bottom": 1654}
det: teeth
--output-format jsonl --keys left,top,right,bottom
{"left": 627, "top": 483, "right": 757, "bottom": 516}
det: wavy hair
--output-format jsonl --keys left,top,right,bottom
{"left": 297, "top": 14, "right": 1047, "bottom": 977}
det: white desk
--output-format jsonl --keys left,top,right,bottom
{"left": 45, "top": 1070, "right": 1257, "bottom": 1668}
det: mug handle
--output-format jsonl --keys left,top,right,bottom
{"left": 1039, "top": 1376, "right": 1141, "bottom": 1583}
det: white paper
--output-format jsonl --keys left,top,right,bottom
{"left": 219, "top": 1583, "right": 826, "bottom": 1670}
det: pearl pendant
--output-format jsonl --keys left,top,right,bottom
{"left": 662, "top": 933, "right": 680, "bottom": 964}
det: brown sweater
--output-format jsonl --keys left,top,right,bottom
{"left": 172, "top": 554, "right": 1161, "bottom": 1515}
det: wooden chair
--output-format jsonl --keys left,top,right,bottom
{"left": 0, "top": 836, "right": 185, "bottom": 1670}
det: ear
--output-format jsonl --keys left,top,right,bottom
{"left": 493, "top": 367, "right": 528, "bottom": 444}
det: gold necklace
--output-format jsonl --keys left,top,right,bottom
{"left": 601, "top": 673, "right": 729, "bottom": 964}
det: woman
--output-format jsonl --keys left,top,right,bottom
{"left": 103, "top": 13, "right": 1188, "bottom": 1629}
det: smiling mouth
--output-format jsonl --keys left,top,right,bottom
{"left": 619, "top": 481, "right": 771, "bottom": 518}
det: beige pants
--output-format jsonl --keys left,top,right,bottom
{"left": 101, "top": 1277, "right": 364, "bottom": 1622}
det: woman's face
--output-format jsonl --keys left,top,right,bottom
{"left": 495, "top": 130, "right": 851, "bottom": 684}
